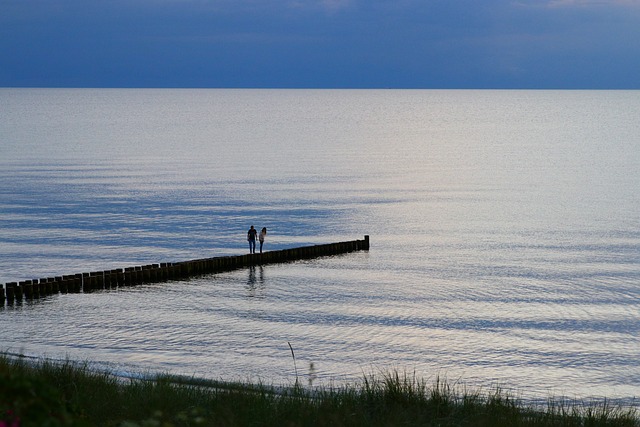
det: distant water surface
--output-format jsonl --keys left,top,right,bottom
{"left": 1, "top": 89, "right": 639, "bottom": 402}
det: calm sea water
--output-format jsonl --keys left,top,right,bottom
{"left": 1, "top": 89, "right": 639, "bottom": 402}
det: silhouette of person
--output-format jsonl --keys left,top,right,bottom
{"left": 259, "top": 227, "right": 267, "bottom": 253}
{"left": 247, "top": 225, "right": 257, "bottom": 254}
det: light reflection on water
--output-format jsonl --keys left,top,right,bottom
{"left": 1, "top": 89, "right": 639, "bottom": 403}
{"left": 3, "top": 248, "right": 638, "bottom": 401}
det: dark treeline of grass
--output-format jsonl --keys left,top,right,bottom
{"left": 1, "top": 354, "right": 638, "bottom": 427}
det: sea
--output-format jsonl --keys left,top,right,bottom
{"left": 1, "top": 88, "right": 639, "bottom": 403}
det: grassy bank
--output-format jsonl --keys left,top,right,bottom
{"left": 1, "top": 354, "right": 637, "bottom": 427}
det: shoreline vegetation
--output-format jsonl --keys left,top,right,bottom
{"left": 1, "top": 354, "right": 638, "bottom": 426}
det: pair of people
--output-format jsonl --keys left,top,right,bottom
{"left": 247, "top": 226, "right": 267, "bottom": 254}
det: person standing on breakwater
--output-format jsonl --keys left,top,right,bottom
{"left": 259, "top": 227, "right": 267, "bottom": 253}
{"left": 247, "top": 225, "right": 258, "bottom": 254}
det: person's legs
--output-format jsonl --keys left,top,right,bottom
{"left": 249, "top": 240, "right": 256, "bottom": 253}
{"left": 259, "top": 241, "right": 263, "bottom": 253}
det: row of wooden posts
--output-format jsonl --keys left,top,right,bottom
{"left": 0, "top": 236, "right": 369, "bottom": 306}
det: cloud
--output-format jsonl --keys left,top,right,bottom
{"left": 1, "top": 0, "right": 639, "bottom": 87}
{"left": 517, "top": 0, "right": 640, "bottom": 7}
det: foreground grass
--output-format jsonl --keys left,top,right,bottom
{"left": 1, "top": 355, "right": 638, "bottom": 427}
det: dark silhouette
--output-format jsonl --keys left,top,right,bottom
{"left": 247, "top": 225, "right": 257, "bottom": 254}
{"left": 259, "top": 227, "right": 267, "bottom": 253}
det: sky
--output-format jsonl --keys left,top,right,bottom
{"left": 1, "top": 0, "right": 639, "bottom": 89}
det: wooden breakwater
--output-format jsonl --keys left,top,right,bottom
{"left": 0, "top": 236, "right": 369, "bottom": 306}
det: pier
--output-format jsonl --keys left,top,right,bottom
{"left": 0, "top": 236, "right": 369, "bottom": 306}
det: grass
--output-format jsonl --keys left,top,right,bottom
{"left": 1, "top": 354, "right": 638, "bottom": 427}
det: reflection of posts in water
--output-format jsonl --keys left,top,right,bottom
{"left": 1, "top": 236, "right": 369, "bottom": 306}
{"left": 248, "top": 265, "right": 256, "bottom": 286}
{"left": 247, "top": 265, "right": 265, "bottom": 297}
{"left": 247, "top": 265, "right": 265, "bottom": 286}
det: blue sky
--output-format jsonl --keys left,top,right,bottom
{"left": 1, "top": 0, "right": 639, "bottom": 88}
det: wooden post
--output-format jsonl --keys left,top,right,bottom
{"left": 73, "top": 274, "right": 83, "bottom": 293}
{"left": 125, "top": 268, "right": 133, "bottom": 285}
{"left": 114, "top": 269, "right": 124, "bottom": 286}
{"left": 133, "top": 266, "right": 142, "bottom": 284}
{"left": 16, "top": 281, "right": 26, "bottom": 301}
{"left": 61, "top": 276, "right": 73, "bottom": 293}
{"left": 165, "top": 263, "right": 173, "bottom": 280}
{"left": 23, "top": 281, "right": 34, "bottom": 299}
{"left": 142, "top": 265, "right": 151, "bottom": 283}
{"left": 151, "top": 264, "right": 160, "bottom": 282}
{"left": 44, "top": 278, "right": 54, "bottom": 295}
{"left": 5, "top": 283, "right": 16, "bottom": 304}
{"left": 50, "top": 277, "right": 60, "bottom": 294}
{"left": 81, "top": 273, "right": 89, "bottom": 292}
{"left": 104, "top": 271, "right": 112, "bottom": 289}
{"left": 5, "top": 236, "right": 371, "bottom": 301}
